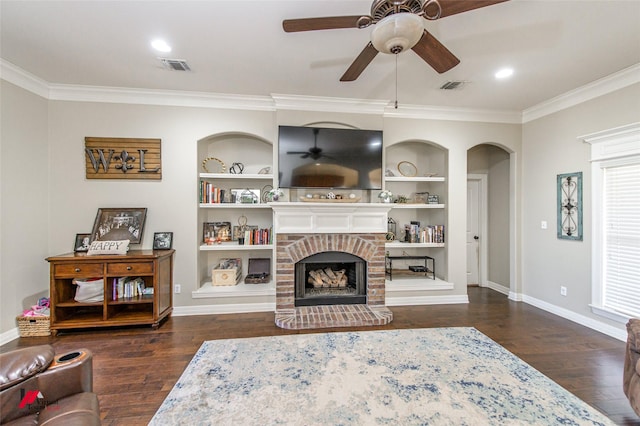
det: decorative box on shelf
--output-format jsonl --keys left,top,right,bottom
{"left": 212, "top": 258, "right": 242, "bottom": 286}
{"left": 244, "top": 258, "right": 271, "bottom": 284}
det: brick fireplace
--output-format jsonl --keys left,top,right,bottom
{"left": 271, "top": 203, "right": 394, "bottom": 330}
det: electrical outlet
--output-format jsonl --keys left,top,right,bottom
{"left": 560, "top": 286, "right": 567, "bottom": 296}
{"left": 541, "top": 221, "right": 548, "bottom": 229}
{"left": 174, "top": 284, "right": 181, "bottom": 294}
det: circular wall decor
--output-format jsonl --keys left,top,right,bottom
{"left": 202, "top": 157, "right": 226, "bottom": 173}
{"left": 397, "top": 161, "right": 417, "bottom": 177}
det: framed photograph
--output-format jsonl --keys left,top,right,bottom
{"left": 91, "top": 208, "right": 147, "bottom": 244}
{"left": 557, "top": 172, "right": 583, "bottom": 241}
{"left": 153, "top": 232, "right": 173, "bottom": 250}
{"left": 74, "top": 233, "right": 91, "bottom": 252}
{"left": 203, "top": 222, "right": 231, "bottom": 244}
{"left": 230, "top": 188, "right": 260, "bottom": 204}
{"left": 232, "top": 225, "right": 258, "bottom": 241}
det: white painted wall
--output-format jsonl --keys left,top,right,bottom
{"left": 1, "top": 81, "right": 49, "bottom": 335}
{"left": 521, "top": 83, "right": 640, "bottom": 329}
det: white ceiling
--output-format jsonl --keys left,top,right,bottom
{"left": 2, "top": 0, "right": 640, "bottom": 113}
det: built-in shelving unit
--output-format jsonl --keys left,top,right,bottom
{"left": 383, "top": 141, "right": 448, "bottom": 285}
{"left": 194, "top": 134, "right": 276, "bottom": 301}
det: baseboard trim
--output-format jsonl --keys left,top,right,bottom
{"left": 386, "top": 294, "right": 469, "bottom": 306}
{"left": 484, "top": 281, "right": 510, "bottom": 296}
{"left": 172, "top": 303, "right": 276, "bottom": 316}
{"left": 0, "top": 327, "right": 20, "bottom": 346}
{"left": 521, "top": 294, "right": 627, "bottom": 341}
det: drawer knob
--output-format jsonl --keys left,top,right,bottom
{"left": 75, "top": 268, "right": 81, "bottom": 272}
{"left": 126, "top": 266, "right": 132, "bottom": 271}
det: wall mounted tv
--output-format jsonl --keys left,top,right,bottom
{"left": 278, "top": 126, "right": 383, "bottom": 190}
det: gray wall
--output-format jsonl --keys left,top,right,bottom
{"left": 521, "top": 83, "right": 640, "bottom": 328}
{"left": 1, "top": 81, "right": 49, "bottom": 333}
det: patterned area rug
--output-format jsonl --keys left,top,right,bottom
{"left": 150, "top": 328, "right": 614, "bottom": 425}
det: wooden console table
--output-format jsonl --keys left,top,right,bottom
{"left": 46, "top": 249, "right": 174, "bottom": 335}
{"left": 385, "top": 255, "right": 435, "bottom": 281}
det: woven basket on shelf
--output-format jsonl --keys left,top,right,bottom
{"left": 16, "top": 315, "right": 51, "bottom": 337}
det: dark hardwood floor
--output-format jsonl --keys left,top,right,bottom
{"left": 2, "top": 287, "right": 638, "bottom": 425}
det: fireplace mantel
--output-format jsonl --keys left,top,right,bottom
{"left": 270, "top": 202, "right": 393, "bottom": 234}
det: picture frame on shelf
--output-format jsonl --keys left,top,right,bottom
{"left": 74, "top": 233, "right": 91, "bottom": 252}
{"left": 232, "top": 225, "right": 258, "bottom": 241}
{"left": 90, "top": 207, "right": 147, "bottom": 244}
{"left": 153, "top": 232, "right": 173, "bottom": 250}
{"left": 203, "top": 222, "right": 231, "bottom": 244}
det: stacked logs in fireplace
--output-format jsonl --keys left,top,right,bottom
{"left": 295, "top": 251, "right": 366, "bottom": 307}
{"left": 308, "top": 268, "right": 347, "bottom": 288}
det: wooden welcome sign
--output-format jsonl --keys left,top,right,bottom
{"left": 85, "top": 137, "right": 161, "bottom": 180}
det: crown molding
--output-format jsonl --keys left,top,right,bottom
{"left": 3, "top": 59, "right": 638, "bottom": 123}
{"left": 48, "top": 84, "right": 276, "bottom": 111}
{"left": 522, "top": 63, "right": 640, "bottom": 123}
{"left": 383, "top": 104, "right": 522, "bottom": 124}
{"left": 271, "top": 93, "right": 390, "bottom": 115}
{"left": 0, "top": 59, "right": 49, "bottom": 98}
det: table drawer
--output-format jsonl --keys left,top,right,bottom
{"left": 107, "top": 262, "right": 154, "bottom": 275}
{"left": 54, "top": 263, "right": 103, "bottom": 277}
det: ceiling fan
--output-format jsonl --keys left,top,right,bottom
{"left": 283, "top": 0, "right": 509, "bottom": 81}
{"left": 287, "top": 129, "right": 333, "bottom": 160}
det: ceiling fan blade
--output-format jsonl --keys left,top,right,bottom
{"left": 411, "top": 30, "right": 460, "bottom": 74}
{"left": 283, "top": 16, "right": 363, "bottom": 32}
{"left": 340, "top": 43, "right": 379, "bottom": 82}
{"left": 436, "top": 0, "right": 509, "bottom": 18}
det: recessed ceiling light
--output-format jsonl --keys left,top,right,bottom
{"left": 151, "top": 39, "right": 171, "bottom": 53}
{"left": 495, "top": 68, "right": 514, "bottom": 79}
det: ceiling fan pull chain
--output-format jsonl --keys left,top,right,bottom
{"left": 395, "top": 54, "right": 399, "bottom": 109}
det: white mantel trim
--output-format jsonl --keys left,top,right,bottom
{"left": 270, "top": 202, "right": 393, "bottom": 234}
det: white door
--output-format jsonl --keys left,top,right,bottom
{"left": 467, "top": 180, "right": 480, "bottom": 285}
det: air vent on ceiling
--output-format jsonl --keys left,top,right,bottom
{"left": 439, "top": 81, "right": 466, "bottom": 90}
{"left": 158, "top": 58, "right": 191, "bottom": 71}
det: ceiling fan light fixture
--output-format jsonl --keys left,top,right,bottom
{"left": 370, "top": 13, "right": 424, "bottom": 54}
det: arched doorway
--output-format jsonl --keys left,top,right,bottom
{"left": 467, "top": 144, "right": 511, "bottom": 295}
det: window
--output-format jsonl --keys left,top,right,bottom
{"left": 602, "top": 161, "right": 640, "bottom": 318}
{"left": 582, "top": 123, "right": 640, "bottom": 322}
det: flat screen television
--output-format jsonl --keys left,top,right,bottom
{"left": 278, "top": 126, "right": 383, "bottom": 189}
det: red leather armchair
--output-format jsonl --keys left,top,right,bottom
{"left": 624, "top": 318, "right": 640, "bottom": 417}
{"left": 0, "top": 345, "right": 100, "bottom": 425}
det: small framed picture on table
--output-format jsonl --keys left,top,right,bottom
{"left": 74, "top": 233, "right": 91, "bottom": 252}
{"left": 153, "top": 232, "right": 173, "bottom": 250}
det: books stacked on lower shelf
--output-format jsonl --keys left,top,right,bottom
{"left": 404, "top": 224, "right": 445, "bottom": 243}
{"left": 240, "top": 227, "right": 272, "bottom": 245}
{"left": 113, "top": 277, "right": 152, "bottom": 300}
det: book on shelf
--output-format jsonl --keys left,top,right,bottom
{"left": 240, "top": 227, "right": 272, "bottom": 245}
{"left": 404, "top": 224, "right": 445, "bottom": 244}
{"left": 112, "top": 277, "right": 149, "bottom": 300}
{"left": 199, "top": 181, "right": 226, "bottom": 204}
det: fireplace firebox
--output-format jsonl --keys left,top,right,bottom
{"left": 295, "top": 251, "right": 366, "bottom": 307}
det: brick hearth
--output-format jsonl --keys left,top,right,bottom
{"left": 275, "top": 233, "right": 393, "bottom": 329}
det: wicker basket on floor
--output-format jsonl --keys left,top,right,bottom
{"left": 16, "top": 315, "right": 51, "bottom": 337}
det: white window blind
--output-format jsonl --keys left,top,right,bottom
{"left": 603, "top": 162, "right": 640, "bottom": 318}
